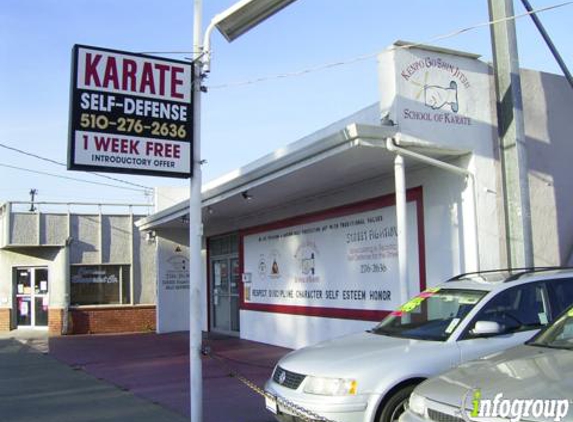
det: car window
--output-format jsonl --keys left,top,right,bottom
{"left": 462, "top": 282, "right": 549, "bottom": 339}
{"left": 372, "top": 289, "right": 487, "bottom": 341}
{"left": 529, "top": 307, "right": 573, "bottom": 350}
{"left": 547, "top": 278, "right": 573, "bottom": 318}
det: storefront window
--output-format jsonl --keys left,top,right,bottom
{"left": 209, "top": 234, "right": 239, "bottom": 256}
{"left": 70, "top": 265, "right": 130, "bottom": 306}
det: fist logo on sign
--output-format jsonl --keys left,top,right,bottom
{"left": 424, "top": 81, "right": 459, "bottom": 113}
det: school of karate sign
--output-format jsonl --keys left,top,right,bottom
{"left": 68, "top": 45, "right": 193, "bottom": 178}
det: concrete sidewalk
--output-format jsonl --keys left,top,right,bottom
{"left": 0, "top": 330, "right": 188, "bottom": 422}
{"left": 0, "top": 329, "right": 290, "bottom": 422}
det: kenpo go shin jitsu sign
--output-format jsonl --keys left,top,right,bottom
{"left": 68, "top": 45, "right": 193, "bottom": 178}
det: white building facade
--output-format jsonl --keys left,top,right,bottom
{"left": 137, "top": 43, "right": 573, "bottom": 349}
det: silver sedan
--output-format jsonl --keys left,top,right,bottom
{"left": 401, "top": 307, "right": 573, "bottom": 422}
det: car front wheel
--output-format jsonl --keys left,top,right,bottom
{"left": 377, "top": 384, "right": 416, "bottom": 422}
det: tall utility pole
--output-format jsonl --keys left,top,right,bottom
{"left": 488, "top": 0, "right": 534, "bottom": 268}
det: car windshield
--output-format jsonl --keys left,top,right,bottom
{"left": 371, "top": 288, "right": 488, "bottom": 341}
{"left": 528, "top": 308, "right": 573, "bottom": 350}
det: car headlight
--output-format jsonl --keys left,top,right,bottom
{"left": 303, "top": 376, "right": 358, "bottom": 396}
{"left": 408, "top": 392, "right": 427, "bottom": 417}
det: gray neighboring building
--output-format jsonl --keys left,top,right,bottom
{"left": 0, "top": 203, "right": 156, "bottom": 335}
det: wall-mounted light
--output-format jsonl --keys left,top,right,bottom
{"left": 181, "top": 215, "right": 190, "bottom": 224}
{"left": 241, "top": 191, "right": 253, "bottom": 201}
{"left": 145, "top": 231, "right": 157, "bottom": 244}
{"left": 207, "top": 206, "right": 214, "bottom": 215}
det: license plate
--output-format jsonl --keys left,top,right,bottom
{"left": 265, "top": 394, "right": 278, "bottom": 415}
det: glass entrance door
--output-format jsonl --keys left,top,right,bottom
{"left": 14, "top": 268, "right": 49, "bottom": 328}
{"left": 211, "top": 257, "right": 240, "bottom": 334}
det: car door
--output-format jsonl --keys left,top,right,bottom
{"left": 455, "top": 281, "right": 550, "bottom": 362}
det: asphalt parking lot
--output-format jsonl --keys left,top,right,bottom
{"left": 0, "top": 329, "right": 291, "bottom": 422}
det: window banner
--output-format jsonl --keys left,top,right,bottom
{"left": 156, "top": 238, "right": 191, "bottom": 333}
{"left": 243, "top": 202, "right": 421, "bottom": 317}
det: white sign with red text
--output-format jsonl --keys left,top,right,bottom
{"left": 242, "top": 205, "right": 421, "bottom": 314}
{"left": 76, "top": 47, "right": 192, "bottom": 102}
{"left": 68, "top": 45, "right": 193, "bottom": 178}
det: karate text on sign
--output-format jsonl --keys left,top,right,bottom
{"left": 82, "top": 52, "right": 187, "bottom": 100}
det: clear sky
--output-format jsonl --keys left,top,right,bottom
{"left": 1, "top": 0, "right": 571, "bottom": 209}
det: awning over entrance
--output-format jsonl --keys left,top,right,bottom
{"left": 138, "top": 111, "right": 479, "bottom": 337}
{"left": 136, "top": 123, "right": 469, "bottom": 234}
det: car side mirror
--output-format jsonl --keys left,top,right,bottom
{"left": 471, "top": 321, "right": 503, "bottom": 336}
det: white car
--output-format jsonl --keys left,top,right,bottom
{"left": 264, "top": 268, "right": 573, "bottom": 422}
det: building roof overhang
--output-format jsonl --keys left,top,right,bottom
{"left": 136, "top": 123, "right": 468, "bottom": 233}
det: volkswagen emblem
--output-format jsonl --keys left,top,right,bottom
{"left": 278, "top": 370, "right": 287, "bottom": 385}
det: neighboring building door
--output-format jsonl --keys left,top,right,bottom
{"left": 14, "top": 267, "right": 49, "bottom": 328}
{"left": 210, "top": 257, "right": 240, "bottom": 335}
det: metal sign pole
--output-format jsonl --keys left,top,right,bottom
{"left": 187, "top": 2, "right": 300, "bottom": 420}
{"left": 190, "top": 0, "right": 203, "bottom": 421}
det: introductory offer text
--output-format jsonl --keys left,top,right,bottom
{"left": 68, "top": 45, "right": 193, "bottom": 177}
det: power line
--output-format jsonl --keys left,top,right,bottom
{"left": 0, "top": 142, "right": 189, "bottom": 206}
{"left": 4, "top": 1, "right": 568, "bottom": 203}
{"left": 139, "top": 51, "right": 197, "bottom": 55}
{"left": 207, "top": 1, "right": 572, "bottom": 90}
{"left": 0, "top": 142, "right": 153, "bottom": 192}
{"left": 0, "top": 142, "right": 192, "bottom": 207}
{"left": 0, "top": 162, "right": 147, "bottom": 192}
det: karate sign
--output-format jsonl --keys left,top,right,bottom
{"left": 68, "top": 45, "right": 193, "bottom": 178}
